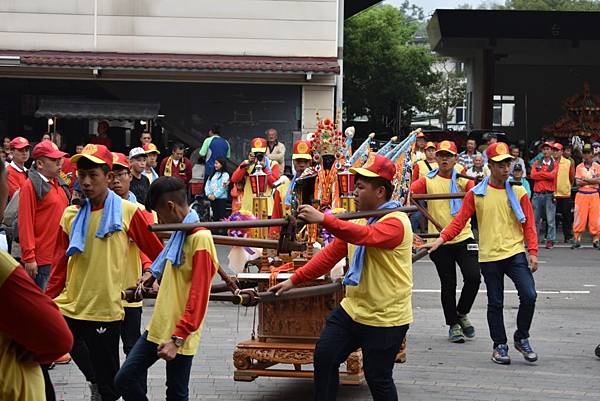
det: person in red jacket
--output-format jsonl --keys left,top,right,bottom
{"left": 530, "top": 142, "right": 558, "bottom": 249}
{"left": 19, "top": 141, "right": 70, "bottom": 291}
{"left": 159, "top": 143, "right": 193, "bottom": 185}
{"left": 7, "top": 136, "right": 30, "bottom": 199}
{"left": 0, "top": 158, "right": 73, "bottom": 401}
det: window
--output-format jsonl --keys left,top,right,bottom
{"left": 493, "top": 95, "right": 515, "bottom": 127}
{"left": 455, "top": 105, "right": 466, "bottom": 123}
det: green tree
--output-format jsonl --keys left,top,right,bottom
{"left": 344, "top": 4, "right": 436, "bottom": 134}
{"left": 505, "top": 0, "right": 600, "bottom": 10}
{"left": 425, "top": 58, "right": 467, "bottom": 130}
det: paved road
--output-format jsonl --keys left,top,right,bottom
{"left": 52, "top": 246, "right": 600, "bottom": 401}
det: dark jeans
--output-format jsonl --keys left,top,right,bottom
{"left": 429, "top": 238, "right": 481, "bottom": 326}
{"left": 556, "top": 197, "right": 573, "bottom": 241}
{"left": 480, "top": 252, "right": 537, "bottom": 347}
{"left": 33, "top": 264, "right": 51, "bottom": 291}
{"left": 65, "top": 317, "right": 121, "bottom": 401}
{"left": 314, "top": 306, "right": 408, "bottom": 401}
{"left": 115, "top": 331, "right": 194, "bottom": 401}
{"left": 121, "top": 307, "right": 142, "bottom": 355}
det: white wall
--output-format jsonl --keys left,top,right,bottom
{"left": 0, "top": 0, "right": 337, "bottom": 57}
{"left": 302, "top": 85, "right": 334, "bottom": 134}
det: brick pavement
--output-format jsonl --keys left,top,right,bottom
{"left": 51, "top": 247, "right": 600, "bottom": 401}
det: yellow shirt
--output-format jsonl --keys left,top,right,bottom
{"left": 55, "top": 200, "right": 139, "bottom": 322}
{"left": 415, "top": 160, "right": 438, "bottom": 179}
{"left": 146, "top": 230, "right": 218, "bottom": 355}
{"left": 425, "top": 175, "right": 474, "bottom": 244}
{"left": 0, "top": 252, "right": 44, "bottom": 401}
{"left": 122, "top": 202, "right": 155, "bottom": 309}
{"left": 555, "top": 156, "right": 572, "bottom": 198}
{"left": 474, "top": 185, "right": 528, "bottom": 262}
{"left": 343, "top": 212, "right": 413, "bottom": 327}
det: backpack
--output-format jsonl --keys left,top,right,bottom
{"left": 3, "top": 190, "right": 20, "bottom": 242}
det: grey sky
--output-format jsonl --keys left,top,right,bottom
{"left": 385, "top": 0, "right": 477, "bottom": 16}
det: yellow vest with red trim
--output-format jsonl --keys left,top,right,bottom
{"left": 146, "top": 230, "right": 218, "bottom": 356}
{"left": 240, "top": 161, "right": 279, "bottom": 216}
{"left": 425, "top": 175, "right": 473, "bottom": 244}
{"left": 343, "top": 212, "right": 413, "bottom": 327}
{"left": 0, "top": 251, "right": 45, "bottom": 401}
{"left": 555, "top": 156, "right": 572, "bottom": 198}
{"left": 474, "top": 185, "right": 528, "bottom": 262}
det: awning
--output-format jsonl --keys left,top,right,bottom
{"left": 34, "top": 98, "right": 160, "bottom": 120}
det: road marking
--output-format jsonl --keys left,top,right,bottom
{"left": 413, "top": 289, "right": 590, "bottom": 294}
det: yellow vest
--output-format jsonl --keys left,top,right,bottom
{"left": 240, "top": 161, "right": 279, "bottom": 216}
{"left": 55, "top": 201, "right": 139, "bottom": 322}
{"left": 555, "top": 156, "right": 572, "bottom": 198}
{"left": 146, "top": 230, "right": 218, "bottom": 355}
{"left": 343, "top": 212, "right": 413, "bottom": 327}
{"left": 425, "top": 175, "right": 473, "bottom": 244}
{"left": 474, "top": 185, "right": 528, "bottom": 262}
{"left": 416, "top": 160, "right": 438, "bottom": 179}
{"left": 0, "top": 252, "right": 44, "bottom": 401}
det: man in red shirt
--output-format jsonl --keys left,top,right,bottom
{"left": 530, "top": 142, "right": 558, "bottom": 249}
{"left": 159, "top": 143, "right": 193, "bottom": 185}
{"left": 7, "top": 136, "right": 30, "bottom": 199}
{"left": 19, "top": 141, "right": 70, "bottom": 291}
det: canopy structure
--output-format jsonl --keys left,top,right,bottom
{"left": 34, "top": 97, "right": 160, "bottom": 120}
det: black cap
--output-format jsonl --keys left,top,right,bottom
{"left": 513, "top": 163, "right": 523, "bottom": 171}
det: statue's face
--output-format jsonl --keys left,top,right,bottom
{"left": 322, "top": 155, "right": 335, "bottom": 170}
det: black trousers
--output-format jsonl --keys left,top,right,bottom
{"left": 429, "top": 238, "right": 481, "bottom": 326}
{"left": 556, "top": 197, "right": 573, "bottom": 241}
{"left": 65, "top": 317, "right": 121, "bottom": 401}
{"left": 121, "top": 307, "right": 142, "bottom": 355}
{"left": 314, "top": 306, "right": 409, "bottom": 401}
{"left": 41, "top": 365, "right": 55, "bottom": 401}
{"left": 211, "top": 198, "right": 228, "bottom": 222}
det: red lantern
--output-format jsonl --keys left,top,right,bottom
{"left": 250, "top": 163, "right": 268, "bottom": 196}
{"left": 337, "top": 168, "right": 355, "bottom": 197}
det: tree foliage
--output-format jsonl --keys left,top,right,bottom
{"left": 464, "top": 0, "right": 600, "bottom": 10}
{"left": 425, "top": 58, "right": 467, "bottom": 130}
{"left": 344, "top": 4, "right": 436, "bottom": 133}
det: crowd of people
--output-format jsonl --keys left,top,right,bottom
{"left": 0, "top": 124, "right": 598, "bottom": 401}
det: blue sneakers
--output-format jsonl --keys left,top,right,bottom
{"left": 491, "top": 344, "right": 511, "bottom": 365}
{"left": 514, "top": 338, "right": 538, "bottom": 362}
{"left": 448, "top": 324, "right": 465, "bottom": 343}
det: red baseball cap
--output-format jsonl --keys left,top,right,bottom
{"left": 251, "top": 137, "right": 267, "bottom": 153}
{"left": 143, "top": 142, "right": 160, "bottom": 154}
{"left": 10, "top": 137, "right": 30, "bottom": 149}
{"left": 350, "top": 153, "right": 396, "bottom": 182}
{"left": 552, "top": 143, "right": 563, "bottom": 151}
{"left": 32, "top": 141, "right": 67, "bottom": 160}
{"left": 111, "top": 152, "right": 130, "bottom": 170}
{"left": 71, "top": 144, "right": 114, "bottom": 169}
{"left": 436, "top": 140, "right": 458, "bottom": 155}
{"left": 540, "top": 141, "right": 554, "bottom": 149}
{"left": 486, "top": 142, "right": 513, "bottom": 162}
{"left": 416, "top": 132, "right": 426, "bottom": 139}
{"left": 292, "top": 140, "right": 312, "bottom": 160}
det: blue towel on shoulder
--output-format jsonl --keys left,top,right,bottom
{"left": 343, "top": 200, "right": 402, "bottom": 287}
{"left": 471, "top": 176, "right": 526, "bottom": 223}
{"left": 67, "top": 190, "right": 123, "bottom": 256}
{"left": 127, "top": 191, "right": 137, "bottom": 203}
{"left": 150, "top": 209, "right": 199, "bottom": 279}
{"left": 426, "top": 168, "right": 462, "bottom": 216}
